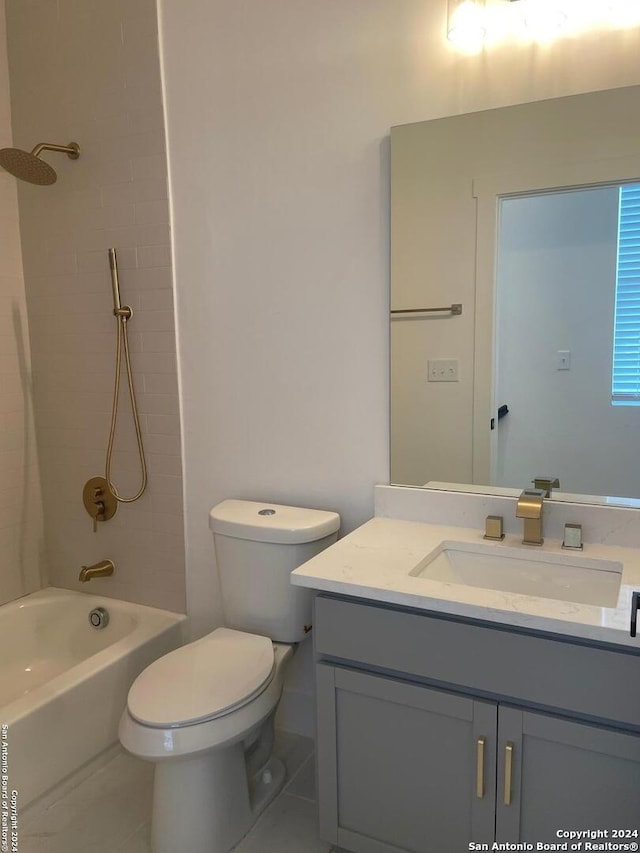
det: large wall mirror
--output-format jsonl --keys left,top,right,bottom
{"left": 390, "top": 85, "right": 640, "bottom": 506}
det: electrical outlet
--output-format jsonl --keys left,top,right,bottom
{"left": 428, "top": 359, "right": 459, "bottom": 382}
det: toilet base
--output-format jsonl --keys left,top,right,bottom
{"left": 119, "top": 643, "right": 296, "bottom": 853}
{"left": 150, "top": 727, "right": 286, "bottom": 853}
{"left": 249, "top": 754, "right": 285, "bottom": 817}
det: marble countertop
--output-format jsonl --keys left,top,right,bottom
{"left": 291, "top": 517, "right": 640, "bottom": 650}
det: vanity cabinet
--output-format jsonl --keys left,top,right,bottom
{"left": 497, "top": 707, "right": 640, "bottom": 842}
{"left": 314, "top": 595, "right": 640, "bottom": 853}
{"left": 316, "top": 666, "right": 497, "bottom": 852}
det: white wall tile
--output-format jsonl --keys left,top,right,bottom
{"left": 137, "top": 245, "right": 171, "bottom": 269}
{"left": 134, "top": 310, "right": 174, "bottom": 331}
{"left": 131, "top": 153, "right": 166, "bottom": 183}
{"left": 143, "top": 433, "right": 181, "bottom": 456}
{"left": 138, "top": 289, "right": 173, "bottom": 312}
{"left": 143, "top": 372, "right": 178, "bottom": 394}
{"left": 89, "top": 156, "right": 133, "bottom": 187}
{"left": 134, "top": 177, "right": 167, "bottom": 204}
{"left": 136, "top": 393, "right": 179, "bottom": 416}
{"left": 146, "top": 413, "right": 180, "bottom": 435}
{"left": 150, "top": 492, "right": 182, "bottom": 515}
{"left": 133, "top": 352, "right": 178, "bottom": 374}
{"left": 135, "top": 199, "right": 169, "bottom": 225}
{"left": 125, "top": 266, "right": 173, "bottom": 289}
{"left": 149, "top": 474, "right": 183, "bottom": 495}
{"left": 101, "top": 182, "right": 136, "bottom": 208}
{"left": 6, "top": 0, "right": 185, "bottom": 613}
{"left": 87, "top": 203, "right": 136, "bottom": 231}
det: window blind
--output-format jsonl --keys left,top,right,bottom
{"left": 612, "top": 184, "right": 640, "bottom": 405}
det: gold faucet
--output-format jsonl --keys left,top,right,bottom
{"left": 532, "top": 476, "right": 560, "bottom": 498}
{"left": 515, "top": 489, "right": 546, "bottom": 546}
{"left": 79, "top": 559, "right": 115, "bottom": 582}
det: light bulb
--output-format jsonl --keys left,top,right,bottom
{"left": 447, "top": 0, "right": 486, "bottom": 50}
{"left": 608, "top": 0, "right": 640, "bottom": 27}
{"left": 523, "top": 0, "right": 568, "bottom": 39}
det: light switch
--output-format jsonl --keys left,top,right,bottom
{"left": 556, "top": 350, "right": 571, "bottom": 371}
{"left": 428, "top": 359, "right": 459, "bottom": 382}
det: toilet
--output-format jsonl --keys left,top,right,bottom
{"left": 118, "top": 499, "right": 340, "bottom": 853}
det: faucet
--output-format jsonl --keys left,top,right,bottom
{"left": 532, "top": 476, "right": 560, "bottom": 498}
{"left": 515, "top": 489, "right": 546, "bottom": 546}
{"left": 79, "top": 559, "right": 115, "bottom": 582}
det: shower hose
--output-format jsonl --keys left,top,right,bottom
{"left": 106, "top": 248, "right": 148, "bottom": 503}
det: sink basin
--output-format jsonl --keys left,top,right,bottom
{"left": 410, "top": 541, "right": 622, "bottom": 607}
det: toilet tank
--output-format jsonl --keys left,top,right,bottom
{"left": 209, "top": 500, "right": 340, "bottom": 643}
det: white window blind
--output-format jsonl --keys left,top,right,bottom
{"left": 612, "top": 183, "right": 640, "bottom": 405}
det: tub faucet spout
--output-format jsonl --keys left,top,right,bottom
{"left": 79, "top": 559, "right": 115, "bottom": 582}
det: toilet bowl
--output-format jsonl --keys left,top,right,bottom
{"left": 119, "top": 629, "right": 294, "bottom": 853}
{"left": 119, "top": 499, "right": 340, "bottom": 853}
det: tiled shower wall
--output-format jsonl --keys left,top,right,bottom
{"left": 5, "top": 0, "right": 185, "bottom": 612}
{"left": 0, "top": 0, "right": 46, "bottom": 607}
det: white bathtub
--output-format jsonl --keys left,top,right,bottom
{"left": 0, "top": 587, "right": 186, "bottom": 808}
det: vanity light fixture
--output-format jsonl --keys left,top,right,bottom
{"left": 447, "top": 0, "right": 640, "bottom": 49}
{"left": 447, "top": 0, "right": 486, "bottom": 49}
{"left": 520, "top": 0, "right": 568, "bottom": 38}
{"left": 607, "top": 0, "right": 640, "bottom": 26}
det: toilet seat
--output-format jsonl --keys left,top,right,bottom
{"left": 119, "top": 642, "right": 293, "bottom": 763}
{"left": 127, "top": 628, "right": 275, "bottom": 728}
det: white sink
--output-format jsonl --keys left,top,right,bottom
{"left": 410, "top": 541, "right": 622, "bottom": 607}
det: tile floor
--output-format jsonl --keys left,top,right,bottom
{"left": 18, "top": 732, "right": 333, "bottom": 853}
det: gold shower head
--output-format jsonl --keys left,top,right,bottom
{"left": 0, "top": 141, "right": 80, "bottom": 185}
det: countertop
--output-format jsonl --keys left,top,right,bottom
{"left": 291, "top": 517, "right": 640, "bottom": 650}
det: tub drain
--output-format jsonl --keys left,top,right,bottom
{"left": 89, "top": 607, "right": 109, "bottom": 629}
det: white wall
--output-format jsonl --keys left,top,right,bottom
{"left": 0, "top": 0, "right": 45, "bottom": 607}
{"left": 5, "top": 0, "right": 185, "bottom": 612}
{"left": 158, "top": 0, "right": 640, "bottom": 730}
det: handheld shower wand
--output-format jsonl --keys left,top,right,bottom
{"left": 105, "top": 248, "right": 147, "bottom": 503}
{"left": 82, "top": 249, "right": 148, "bottom": 529}
{"left": 108, "top": 248, "right": 131, "bottom": 319}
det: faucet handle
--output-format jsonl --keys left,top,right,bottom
{"left": 484, "top": 515, "right": 505, "bottom": 541}
{"left": 562, "top": 523, "right": 583, "bottom": 551}
{"left": 532, "top": 477, "right": 560, "bottom": 497}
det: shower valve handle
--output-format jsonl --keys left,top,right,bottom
{"left": 91, "top": 486, "right": 106, "bottom": 532}
{"left": 92, "top": 501, "right": 106, "bottom": 533}
{"left": 83, "top": 476, "right": 118, "bottom": 531}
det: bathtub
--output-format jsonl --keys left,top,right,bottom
{"left": 0, "top": 587, "right": 186, "bottom": 808}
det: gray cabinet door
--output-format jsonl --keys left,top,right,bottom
{"left": 316, "top": 664, "right": 497, "bottom": 853}
{"left": 497, "top": 706, "right": 640, "bottom": 842}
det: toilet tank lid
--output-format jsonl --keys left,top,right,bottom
{"left": 209, "top": 499, "right": 340, "bottom": 544}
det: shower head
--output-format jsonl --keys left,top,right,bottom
{"left": 0, "top": 141, "right": 80, "bottom": 185}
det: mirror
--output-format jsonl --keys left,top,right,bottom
{"left": 390, "top": 85, "right": 640, "bottom": 506}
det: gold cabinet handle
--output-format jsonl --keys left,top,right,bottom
{"left": 476, "top": 736, "right": 486, "bottom": 799}
{"left": 504, "top": 742, "right": 514, "bottom": 806}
